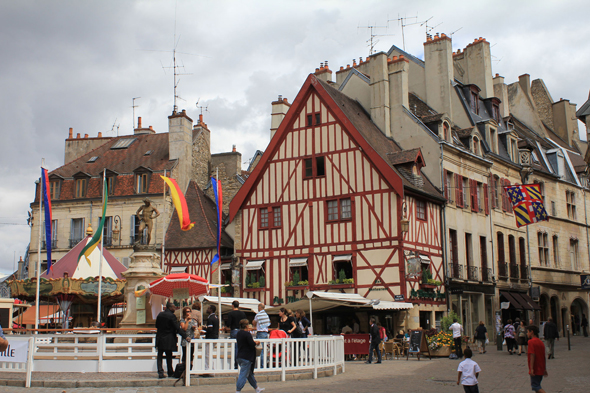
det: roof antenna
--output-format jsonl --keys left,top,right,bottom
{"left": 358, "top": 21, "right": 393, "bottom": 55}
{"left": 449, "top": 27, "right": 463, "bottom": 37}
{"left": 389, "top": 14, "right": 419, "bottom": 51}
{"left": 132, "top": 97, "right": 140, "bottom": 129}
{"left": 196, "top": 99, "right": 209, "bottom": 117}
{"left": 419, "top": 17, "right": 442, "bottom": 39}
{"left": 109, "top": 118, "right": 120, "bottom": 137}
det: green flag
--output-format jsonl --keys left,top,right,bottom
{"left": 78, "top": 178, "right": 108, "bottom": 266}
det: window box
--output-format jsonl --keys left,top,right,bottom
{"left": 419, "top": 283, "right": 437, "bottom": 290}
{"left": 244, "top": 287, "right": 265, "bottom": 293}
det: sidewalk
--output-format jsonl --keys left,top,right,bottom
{"left": 2, "top": 335, "right": 588, "bottom": 392}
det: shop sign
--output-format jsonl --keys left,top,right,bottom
{"left": 394, "top": 294, "right": 405, "bottom": 301}
{"left": 581, "top": 275, "right": 590, "bottom": 290}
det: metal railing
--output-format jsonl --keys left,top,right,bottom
{"left": 467, "top": 266, "right": 479, "bottom": 281}
{"left": 520, "top": 264, "right": 528, "bottom": 280}
{"left": 69, "top": 237, "right": 83, "bottom": 248}
{"left": 103, "top": 235, "right": 113, "bottom": 247}
{"left": 41, "top": 240, "right": 58, "bottom": 250}
{"left": 498, "top": 262, "right": 508, "bottom": 278}
{"left": 482, "top": 268, "right": 493, "bottom": 283}
{"left": 451, "top": 263, "right": 464, "bottom": 279}
{"left": 509, "top": 264, "right": 519, "bottom": 279}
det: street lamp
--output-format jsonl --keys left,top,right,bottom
{"left": 400, "top": 201, "right": 409, "bottom": 234}
{"left": 112, "top": 215, "right": 122, "bottom": 247}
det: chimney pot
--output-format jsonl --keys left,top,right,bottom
{"left": 84, "top": 134, "right": 88, "bottom": 139}
{"left": 340, "top": 66, "right": 344, "bottom": 71}
{"left": 325, "top": 60, "right": 328, "bottom": 67}
{"left": 98, "top": 132, "right": 102, "bottom": 138}
{"left": 149, "top": 125, "right": 153, "bottom": 130}
{"left": 278, "top": 95, "right": 282, "bottom": 101}
{"left": 441, "top": 33, "right": 446, "bottom": 37}
{"left": 232, "top": 145, "right": 236, "bottom": 152}
{"left": 346, "top": 64, "right": 350, "bottom": 69}
{"left": 283, "top": 98, "right": 288, "bottom": 103}
{"left": 181, "top": 109, "right": 186, "bottom": 114}
{"left": 199, "top": 114, "right": 203, "bottom": 124}
{"left": 76, "top": 133, "right": 81, "bottom": 139}
{"left": 315, "top": 68, "right": 320, "bottom": 73}
{"left": 137, "top": 117, "right": 142, "bottom": 129}
{"left": 69, "top": 127, "right": 73, "bottom": 138}
{"left": 495, "top": 73, "right": 499, "bottom": 77}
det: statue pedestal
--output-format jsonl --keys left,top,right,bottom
{"left": 118, "top": 247, "right": 165, "bottom": 331}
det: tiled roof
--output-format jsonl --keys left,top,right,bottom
{"left": 420, "top": 113, "right": 445, "bottom": 124}
{"left": 409, "top": 93, "right": 437, "bottom": 118}
{"left": 165, "top": 181, "right": 233, "bottom": 250}
{"left": 455, "top": 127, "right": 474, "bottom": 138}
{"left": 387, "top": 149, "right": 421, "bottom": 166}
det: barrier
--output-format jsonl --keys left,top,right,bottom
{"left": 0, "top": 336, "right": 34, "bottom": 387}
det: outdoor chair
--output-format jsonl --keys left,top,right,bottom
{"left": 383, "top": 341, "right": 401, "bottom": 360}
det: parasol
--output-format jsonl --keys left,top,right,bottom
{"left": 148, "top": 273, "right": 209, "bottom": 298}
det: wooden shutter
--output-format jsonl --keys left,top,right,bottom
{"left": 501, "top": 178, "right": 507, "bottom": 211}
{"left": 505, "top": 179, "right": 513, "bottom": 213}
{"left": 470, "top": 180, "right": 478, "bottom": 212}
{"left": 455, "top": 174, "right": 462, "bottom": 207}
{"left": 444, "top": 169, "right": 448, "bottom": 200}
{"left": 484, "top": 183, "right": 489, "bottom": 215}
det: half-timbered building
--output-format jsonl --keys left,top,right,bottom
{"left": 230, "top": 74, "right": 446, "bottom": 334}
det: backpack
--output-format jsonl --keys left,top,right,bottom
{"left": 173, "top": 362, "right": 186, "bottom": 378}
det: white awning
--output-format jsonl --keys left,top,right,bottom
{"left": 289, "top": 257, "right": 308, "bottom": 267}
{"left": 332, "top": 254, "right": 352, "bottom": 262}
{"left": 419, "top": 255, "right": 431, "bottom": 265}
{"left": 198, "top": 296, "right": 263, "bottom": 313}
{"left": 245, "top": 260, "right": 265, "bottom": 271}
{"left": 169, "top": 266, "right": 187, "bottom": 273}
{"left": 220, "top": 263, "right": 231, "bottom": 270}
{"left": 372, "top": 300, "right": 414, "bottom": 310}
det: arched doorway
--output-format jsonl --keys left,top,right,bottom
{"left": 570, "top": 298, "right": 588, "bottom": 336}
{"left": 539, "top": 294, "right": 550, "bottom": 322}
{"left": 550, "top": 296, "right": 559, "bottom": 323}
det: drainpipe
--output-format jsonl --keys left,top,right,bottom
{"left": 440, "top": 142, "right": 450, "bottom": 312}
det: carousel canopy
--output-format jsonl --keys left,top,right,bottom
{"left": 41, "top": 236, "right": 127, "bottom": 279}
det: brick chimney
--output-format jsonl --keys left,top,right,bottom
{"left": 455, "top": 37, "right": 493, "bottom": 98}
{"left": 493, "top": 73, "right": 509, "bottom": 118}
{"left": 134, "top": 116, "right": 155, "bottom": 135}
{"left": 314, "top": 61, "right": 333, "bottom": 83}
{"left": 552, "top": 99, "right": 577, "bottom": 146}
{"left": 192, "top": 113, "right": 211, "bottom": 190}
{"left": 64, "top": 127, "right": 111, "bottom": 164}
{"left": 369, "top": 52, "right": 391, "bottom": 137}
{"left": 388, "top": 55, "right": 410, "bottom": 135}
{"left": 424, "top": 33, "right": 453, "bottom": 117}
{"left": 270, "top": 95, "right": 291, "bottom": 140}
{"left": 168, "top": 109, "right": 193, "bottom": 192}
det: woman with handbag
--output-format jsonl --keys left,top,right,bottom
{"left": 504, "top": 319, "right": 516, "bottom": 355}
{"left": 180, "top": 307, "right": 198, "bottom": 368}
{"left": 516, "top": 320, "right": 528, "bottom": 356}
{"left": 236, "top": 318, "right": 265, "bottom": 393}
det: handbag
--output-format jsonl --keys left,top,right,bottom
{"left": 255, "top": 343, "right": 263, "bottom": 357}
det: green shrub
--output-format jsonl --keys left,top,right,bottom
{"left": 440, "top": 311, "right": 461, "bottom": 332}
{"left": 285, "top": 281, "right": 293, "bottom": 287}
{"left": 297, "top": 280, "right": 309, "bottom": 286}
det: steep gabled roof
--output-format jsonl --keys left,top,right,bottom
{"left": 576, "top": 92, "right": 590, "bottom": 120}
{"left": 165, "top": 181, "right": 233, "bottom": 250}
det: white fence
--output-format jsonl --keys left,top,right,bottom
{"left": 0, "top": 337, "right": 34, "bottom": 387}
{"left": 0, "top": 333, "right": 345, "bottom": 386}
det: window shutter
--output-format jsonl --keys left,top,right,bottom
{"left": 501, "top": 178, "right": 507, "bottom": 211}
{"left": 505, "top": 180, "right": 513, "bottom": 213}
{"left": 130, "top": 215, "right": 136, "bottom": 244}
{"left": 455, "top": 174, "right": 460, "bottom": 207}
{"left": 470, "top": 179, "right": 477, "bottom": 212}
{"left": 457, "top": 175, "right": 464, "bottom": 207}
{"left": 484, "top": 183, "right": 489, "bottom": 215}
{"left": 444, "top": 169, "right": 448, "bottom": 200}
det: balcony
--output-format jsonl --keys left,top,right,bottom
{"left": 450, "top": 263, "right": 464, "bottom": 279}
{"left": 41, "top": 240, "right": 58, "bottom": 250}
{"left": 69, "top": 237, "right": 84, "bottom": 248}
{"left": 467, "top": 266, "right": 479, "bottom": 281}
{"left": 482, "top": 268, "right": 493, "bottom": 283}
{"left": 509, "top": 264, "right": 519, "bottom": 279}
{"left": 498, "top": 262, "right": 508, "bottom": 278}
{"left": 103, "top": 235, "right": 113, "bottom": 247}
{"left": 520, "top": 264, "right": 528, "bottom": 280}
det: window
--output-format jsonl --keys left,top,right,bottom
{"left": 473, "top": 137, "right": 479, "bottom": 155}
{"left": 42, "top": 219, "right": 58, "bottom": 249}
{"left": 289, "top": 257, "right": 309, "bottom": 285}
{"left": 327, "top": 198, "right": 352, "bottom": 222}
{"left": 445, "top": 170, "right": 454, "bottom": 203}
{"left": 449, "top": 229, "right": 459, "bottom": 278}
{"left": 259, "top": 207, "right": 281, "bottom": 229}
{"left": 245, "top": 260, "right": 265, "bottom": 287}
{"left": 100, "top": 216, "right": 113, "bottom": 246}
{"left": 111, "top": 137, "right": 136, "bottom": 149}
{"left": 87, "top": 156, "right": 99, "bottom": 163}
{"left": 538, "top": 232, "right": 549, "bottom": 266}
{"left": 416, "top": 200, "right": 427, "bottom": 221}
{"left": 272, "top": 207, "right": 282, "bottom": 227}
{"left": 501, "top": 179, "right": 513, "bottom": 213}
{"left": 75, "top": 178, "right": 87, "bottom": 198}
{"left": 570, "top": 239, "right": 579, "bottom": 270}
{"left": 70, "top": 218, "right": 85, "bottom": 248}
{"left": 136, "top": 173, "right": 149, "bottom": 194}
{"left": 552, "top": 235, "right": 559, "bottom": 267}
{"left": 492, "top": 104, "right": 500, "bottom": 122}
{"left": 489, "top": 128, "right": 497, "bottom": 153}
{"left": 566, "top": 191, "right": 576, "bottom": 220}
{"left": 455, "top": 174, "right": 464, "bottom": 207}
{"left": 315, "top": 113, "right": 321, "bottom": 125}
{"left": 260, "top": 208, "right": 269, "bottom": 228}
{"left": 332, "top": 254, "right": 353, "bottom": 281}
{"left": 509, "top": 138, "right": 518, "bottom": 163}
{"left": 465, "top": 233, "right": 472, "bottom": 268}
{"left": 490, "top": 175, "right": 499, "bottom": 209}
{"left": 307, "top": 114, "right": 313, "bottom": 127}
{"left": 443, "top": 122, "right": 449, "bottom": 141}
{"left": 303, "top": 156, "right": 325, "bottom": 178}
{"left": 463, "top": 177, "right": 470, "bottom": 208}
{"left": 49, "top": 181, "right": 61, "bottom": 200}
{"left": 480, "top": 236, "right": 489, "bottom": 281}
{"left": 551, "top": 201, "right": 556, "bottom": 216}
{"left": 471, "top": 92, "right": 479, "bottom": 114}
{"left": 469, "top": 179, "right": 479, "bottom": 212}
{"left": 508, "top": 235, "right": 517, "bottom": 266}
{"left": 106, "top": 176, "right": 116, "bottom": 196}
{"left": 497, "top": 232, "right": 506, "bottom": 276}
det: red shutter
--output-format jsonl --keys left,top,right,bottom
{"left": 505, "top": 179, "right": 513, "bottom": 213}
{"left": 501, "top": 178, "right": 507, "bottom": 211}
{"left": 444, "top": 169, "right": 448, "bottom": 200}
{"left": 484, "top": 183, "right": 489, "bottom": 215}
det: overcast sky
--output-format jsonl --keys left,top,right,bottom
{"left": 1, "top": 0, "right": 589, "bottom": 275}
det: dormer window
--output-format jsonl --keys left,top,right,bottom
{"left": 443, "top": 122, "right": 450, "bottom": 141}
{"left": 106, "top": 176, "right": 116, "bottom": 196}
{"left": 492, "top": 103, "right": 500, "bottom": 122}
{"left": 473, "top": 136, "right": 480, "bottom": 155}
{"left": 73, "top": 172, "right": 90, "bottom": 198}
{"left": 48, "top": 175, "right": 63, "bottom": 200}
{"left": 489, "top": 128, "right": 497, "bottom": 154}
{"left": 468, "top": 85, "right": 481, "bottom": 115}
{"left": 509, "top": 138, "right": 518, "bottom": 163}
{"left": 134, "top": 167, "right": 152, "bottom": 194}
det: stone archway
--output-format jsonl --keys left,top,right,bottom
{"left": 550, "top": 296, "right": 559, "bottom": 323}
{"left": 539, "top": 294, "right": 550, "bottom": 322}
{"left": 570, "top": 297, "right": 588, "bottom": 336}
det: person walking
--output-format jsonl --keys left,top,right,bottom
{"left": 278, "top": 308, "right": 297, "bottom": 336}
{"left": 201, "top": 304, "right": 219, "bottom": 374}
{"left": 226, "top": 300, "right": 247, "bottom": 369}
{"left": 474, "top": 321, "right": 488, "bottom": 354}
{"left": 236, "top": 318, "right": 265, "bottom": 393}
{"left": 517, "top": 319, "right": 528, "bottom": 356}
{"left": 582, "top": 314, "right": 588, "bottom": 337}
{"left": 450, "top": 318, "right": 464, "bottom": 359}
{"left": 456, "top": 348, "right": 481, "bottom": 393}
{"left": 253, "top": 303, "right": 270, "bottom": 366}
{"left": 155, "top": 302, "right": 188, "bottom": 379}
{"left": 180, "top": 306, "right": 198, "bottom": 368}
{"left": 365, "top": 317, "right": 382, "bottom": 364}
{"left": 543, "top": 317, "right": 559, "bottom": 359}
{"left": 527, "top": 325, "right": 548, "bottom": 393}
{"left": 296, "top": 309, "right": 311, "bottom": 337}
{"left": 504, "top": 319, "right": 516, "bottom": 355}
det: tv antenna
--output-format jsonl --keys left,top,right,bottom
{"left": 420, "top": 17, "right": 443, "bottom": 38}
{"left": 449, "top": 27, "right": 463, "bottom": 37}
{"left": 132, "top": 97, "right": 140, "bottom": 128}
{"left": 389, "top": 14, "right": 419, "bottom": 51}
{"left": 196, "top": 99, "right": 209, "bottom": 116}
{"left": 358, "top": 22, "right": 393, "bottom": 55}
{"left": 109, "top": 119, "right": 120, "bottom": 137}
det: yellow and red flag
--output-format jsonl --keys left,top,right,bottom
{"left": 161, "top": 175, "right": 195, "bottom": 231}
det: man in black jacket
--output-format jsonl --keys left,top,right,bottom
{"left": 543, "top": 317, "right": 559, "bottom": 359}
{"left": 156, "top": 302, "right": 189, "bottom": 378}
{"left": 365, "top": 317, "right": 382, "bottom": 364}
{"left": 202, "top": 305, "right": 219, "bottom": 374}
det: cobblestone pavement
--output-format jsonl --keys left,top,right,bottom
{"left": 2, "top": 335, "right": 588, "bottom": 392}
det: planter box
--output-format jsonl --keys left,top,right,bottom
{"left": 430, "top": 345, "right": 452, "bottom": 357}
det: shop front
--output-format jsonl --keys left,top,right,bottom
{"left": 449, "top": 283, "right": 496, "bottom": 340}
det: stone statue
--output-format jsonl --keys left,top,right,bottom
{"left": 136, "top": 198, "right": 160, "bottom": 245}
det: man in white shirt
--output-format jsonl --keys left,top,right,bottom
{"left": 253, "top": 303, "right": 270, "bottom": 366}
{"left": 450, "top": 318, "right": 464, "bottom": 358}
{"left": 457, "top": 348, "right": 481, "bottom": 392}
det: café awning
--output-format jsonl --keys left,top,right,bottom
{"left": 500, "top": 291, "right": 523, "bottom": 310}
{"left": 289, "top": 257, "right": 308, "bottom": 267}
{"left": 245, "top": 260, "right": 265, "bottom": 271}
{"left": 198, "top": 296, "right": 263, "bottom": 313}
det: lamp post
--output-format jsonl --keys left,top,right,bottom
{"left": 519, "top": 140, "right": 535, "bottom": 321}
{"left": 112, "top": 215, "right": 122, "bottom": 247}
{"left": 400, "top": 201, "right": 409, "bottom": 234}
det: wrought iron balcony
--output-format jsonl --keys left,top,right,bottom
{"left": 498, "top": 262, "right": 508, "bottom": 278}
{"left": 467, "top": 266, "right": 479, "bottom": 281}
{"left": 509, "top": 264, "right": 519, "bottom": 279}
{"left": 451, "top": 263, "right": 464, "bottom": 279}
{"left": 69, "top": 237, "right": 83, "bottom": 248}
{"left": 41, "top": 240, "right": 58, "bottom": 250}
{"left": 481, "top": 268, "right": 493, "bottom": 282}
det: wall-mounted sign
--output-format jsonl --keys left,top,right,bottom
{"left": 136, "top": 296, "right": 145, "bottom": 310}
{"left": 394, "top": 294, "right": 405, "bottom": 301}
{"left": 581, "top": 275, "right": 590, "bottom": 290}
{"left": 136, "top": 309, "right": 146, "bottom": 325}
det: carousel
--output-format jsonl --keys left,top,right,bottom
{"left": 10, "top": 226, "right": 127, "bottom": 328}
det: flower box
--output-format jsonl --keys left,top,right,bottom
{"left": 419, "top": 284, "right": 437, "bottom": 290}
{"left": 429, "top": 345, "right": 452, "bottom": 357}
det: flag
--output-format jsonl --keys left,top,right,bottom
{"left": 78, "top": 177, "right": 108, "bottom": 266}
{"left": 41, "top": 168, "right": 53, "bottom": 272}
{"left": 160, "top": 175, "right": 195, "bottom": 231}
{"left": 210, "top": 176, "right": 223, "bottom": 266}
{"left": 504, "top": 184, "right": 549, "bottom": 228}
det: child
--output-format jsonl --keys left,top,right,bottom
{"left": 457, "top": 348, "right": 481, "bottom": 393}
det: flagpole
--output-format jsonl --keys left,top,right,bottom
{"left": 97, "top": 169, "right": 106, "bottom": 324}
{"left": 35, "top": 160, "right": 45, "bottom": 334}
{"left": 217, "top": 168, "right": 221, "bottom": 327}
{"left": 161, "top": 169, "right": 167, "bottom": 271}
